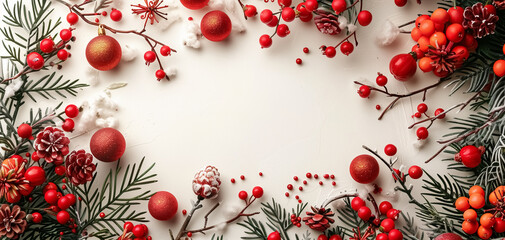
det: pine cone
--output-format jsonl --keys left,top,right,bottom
{"left": 192, "top": 166, "right": 221, "bottom": 199}
{"left": 302, "top": 206, "right": 335, "bottom": 231}
{"left": 65, "top": 150, "right": 96, "bottom": 185}
{"left": 34, "top": 127, "right": 70, "bottom": 165}
{"left": 0, "top": 204, "right": 27, "bottom": 239}
{"left": 0, "top": 158, "right": 32, "bottom": 203}
{"left": 463, "top": 2, "right": 499, "bottom": 38}
{"left": 314, "top": 10, "right": 341, "bottom": 35}
{"left": 425, "top": 43, "right": 463, "bottom": 78}
{"left": 495, "top": 0, "right": 505, "bottom": 10}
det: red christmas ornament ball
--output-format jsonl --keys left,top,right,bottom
{"left": 201, "top": 11, "right": 232, "bottom": 42}
{"left": 85, "top": 35, "right": 122, "bottom": 71}
{"left": 27, "top": 52, "right": 44, "bottom": 70}
{"left": 90, "top": 128, "right": 126, "bottom": 162}
{"left": 180, "top": 0, "right": 209, "bottom": 10}
{"left": 389, "top": 53, "right": 417, "bottom": 81}
{"left": 349, "top": 154, "right": 379, "bottom": 184}
{"left": 148, "top": 191, "right": 178, "bottom": 221}
{"left": 433, "top": 233, "right": 463, "bottom": 240}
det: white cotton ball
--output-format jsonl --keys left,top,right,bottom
{"left": 158, "top": 12, "right": 182, "bottom": 31}
{"left": 376, "top": 20, "right": 400, "bottom": 46}
{"left": 224, "top": 203, "right": 242, "bottom": 219}
{"left": 86, "top": 66, "right": 100, "bottom": 86}
{"left": 3, "top": 79, "right": 23, "bottom": 99}
{"left": 347, "top": 24, "right": 357, "bottom": 33}
{"left": 165, "top": 67, "right": 177, "bottom": 78}
{"left": 182, "top": 19, "right": 201, "bottom": 48}
{"left": 338, "top": 16, "right": 348, "bottom": 29}
{"left": 412, "top": 139, "right": 426, "bottom": 149}
{"left": 121, "top": 44, "right": 137, "bottom": 62}
{"left": 208, "top": 0, "right": 225, "bottom": 9}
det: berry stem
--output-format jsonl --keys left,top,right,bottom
{"left": 408, "top": 103, "right": 464, "bottom": 129}
{"left": 334, "top": 32, "right": 357, "bottom": 48}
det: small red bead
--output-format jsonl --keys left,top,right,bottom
{"left": 319, "top": 181, "right": 323, "bottom": 185}
{"left": 293, "top": 176, "right": 298, "bottom": 181}
{"left": 298, "top": 199, "right": 302, "bottom": 203}
{"left": 182, "top": 209, "right": 187, "bottom": 215}
{"left": 62, "top": 179, "right": 66, "bottom": 183}
{"left": 323, "top": 174, "right": 329, "bottom": 179}
{"left": 101, "top": 11, "right": 107, "bottom": 16}
{"left": 414, "top": 112, "right": 422, "bottom": 118}
{"left": 94, "top": 18, "right": 99, "bottom": 23}
{"left": 303, "top": 47, "right": 309, "bottom": 53}
{"left": 25, "top": 153, "right": 30, "bottom": 157}
{"left": 65, "top": 104, "right": 79, "bottom": 118}
{"left": 332, "top": 181, "right": 336, "bottom": 186}
{"left": 231, "top": 178, "right": 235, "bottom": 183}
{"left": 238, "top": 190, "right": 248, "bottom": 200}
{"left": 188, "top": 17, "right": 193, "bottom": 21}
{"left": 295, "top": 195, "right": 299, "bottom": 200}
{"left": 240, "top": 175, "right": 245, "bottom": 180}
{"left": 99, "top": 212, "right": 105, "bottom": 218}
{"left": 285, "top": 192, "right": 290, "bottom": 197}
{"left": 299, "top": 186, "right": 303, "bottom": 191}
{"left": 62, "top": 185, "right": 67, "bottom": 190}
{"left": 287, "top": 184, "right": 293, "bottom": 190}
{"left": 330, "top": 175, "right": 335, "bottom": 179}
{"left": 60, "top": 232, "right": 64, "bottom": 235}
{"left": 259, "top": 172, "right": 263, "bottom": 176}
{"left": 376, "top": 105, "right": 381, "bottom": 110}
{"left": 314, "top": 174, "right": 319, "bottom": 179}
{"left": 78, "top": 197, "right": 82, "bottom": 201}
{"left": 306, "top": 173, "right": 312, "bottom": 178}
{"left": 303, "top": 180, "right": 307, "bottom": 185}
{"left": 187, "top": 232, "right": 193, "bottom": 237}
{"left": 296, "top": 58, "right": 302, "bottom": 65}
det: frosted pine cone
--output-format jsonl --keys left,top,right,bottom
{"left": 192, "top": 166, "right": 221, "bottom": 199}
{"left": 65, "top": 150, "right": 96, "bottom": 185}
{"left": 495, "top": 0, "right": 505, "bottom": 10}
{"left": 463, "top": 2, "right": 499, "bottom": 38}
{"left": 314, "top": 10, "right": 341, "bottom": 35}
{"left": 34, "top": 127, "right": 70, "bottom": 165}
{"left": 0, "top": 204, "right": 27, "bottom": 239}
{"left": 302, "top": 206, "right": 335, "bottom": 231}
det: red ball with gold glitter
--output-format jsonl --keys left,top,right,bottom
{"left": 349, "top": 154, "right": 380, "bottom": 184}
{"left": 85, "top": 27, "right": 122, "bottom": 71}
{"left": 90, "top": 128, "right": 126, "bottom": 162}
{"left": 148, "top": 191, "right": 178, "bottom": 221}
{"left": 180, "top": 0, "right": 209, "bottom": 9}
{"left": 200, "top": 11, "right": 232, "bottom": 42}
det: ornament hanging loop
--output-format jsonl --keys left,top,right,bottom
{"left": 98, "top": 25, "right": 106, "bottom": 36}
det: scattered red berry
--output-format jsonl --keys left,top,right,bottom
{"left": 62, "top": 118, "right": 75, "bottom": 132}
{"left": 67, "top": 12, "right": 79, "bottom": 25}
{"left": 358, "top": 85, "right": 371, "bottom": 98}
{"left": 293, "top": 176, "right": 299, "bottom": 181}
{"left": 408, "top": 165, "right": 423, "bottom": 179}
{"left": 240, "top": 175, "right": 245, "bottom": 180}
{"left": 296, "top": 58, "right": 302, "bottom": 65}
{"left": 110, "top": 9, "right": 123, "bottom": 21}
{"left": 299, "top": 186, "right": 303, "bottom": 191}
{"left": 287, "top": 184, "right": 293, "bottom": 190}
{"left": 303, "top": 47, "right": 309, "bottom": 53}
{"left": 384, "top": 144, "right": 397, "bottom": 156}
{"left": 231, "top": 178, "right": 236, "bottom": 183}
{"left": 99, "top": 212, "right": 105, "bottom": 218}
{"left": 60, "top": 29, "right": 72, "bottom": 41}
{"left": 376, "top": 105, "right": 381, "bottom": 110}
{"left": 416, "top": 127, "right": 429, "bottom": 140}
{"left": 306, "top": 173, "right": 312, "bottom": 178}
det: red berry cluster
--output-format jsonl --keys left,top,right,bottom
{"left": 237, "top": 186, "right": 264, "bottom": 202}
{"left": 257, "top": 0, "right": 319, "bottom": 48}
{"left": 26, "top": 27, "right": 75, "bottom": 71}
{"left": 284, "top": 172, "right": 336, "bottom": 202}
{"left": 290, "top": 213, "right": 301, "bottom": 227}
{"left": 351, "top": 196, "right": 404, "bottom": 240}
{"left": 43, "top": 184, "right": 78, "bottom": 233}
{"left": 118, "top": 222, "right": 153, "bottom": 240}
{"left": 144, "top": 45, "right": 172, "bottom": 80}
{"left": 381, "top": 143, "right": 424, "bottom": 181}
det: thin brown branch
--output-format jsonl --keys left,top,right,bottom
{"left": 321, "top": 192, "right": 358, "bottom": 208}
{"left": 1, "top": 67, "right": 32, "bottom": 83}
{"left": 203, "top": 202, "right": 220, "bottom": 228}
{"left": 408, "top": 103, "right": 464, "bottom": 129}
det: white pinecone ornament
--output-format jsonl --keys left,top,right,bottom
{"left": 192, "top": 166, "right": 221, "bottom": 199}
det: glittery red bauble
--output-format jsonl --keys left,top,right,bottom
{"left": 90, "top": 128, "right": 126, "bottom": 162}
{"left": 85, "top": 35, "right": 122, "bottom": 71}
{"left": 148, "top": 191, "right": 178, "bottom": 221}
{"left": 433, "top": 233, "right": 463, "bottom": 240}
{"left": 349, "top": 154, "right": 379, "bottom": 184}
{"left": 200, "top": 11, "right": 232, "bottom": 42}
{"left": 180, "top": 0, "right": 209, "bottom": 9}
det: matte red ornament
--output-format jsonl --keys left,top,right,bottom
{"left": 148, "top": 191, "right": 178, "bottom": 221}
{"left": 201, "top": 11, "right": 232, "bottom": 42}
{"left": 389, "top": 52, "right": 417, "bottom": 81}
{"left": 180, "top": 0, "right": 209, "bottom": 10}
{"left": 349, "top": 154, "right": 379, "bottom": 184}
{"left": 85, "top": 29, "right": 122, "bottom": 71}
{"left": 90, "top": 128, "right": 126, "bottom": 162}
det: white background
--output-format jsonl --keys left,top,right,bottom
{"left": 3, "top": 0, "right": 474, "bottom": 238}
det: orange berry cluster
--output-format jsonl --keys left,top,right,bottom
{"left": 455, "top": 185, "right": 505, "bottom": 239}
{"left": 410, "top": 8, "right": 476, "bottom": 77}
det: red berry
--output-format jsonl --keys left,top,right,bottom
{"left": 240, "top": 175, "right": 245, "bottom": 180}
{"left": 238, "top": 190, "right": 248, "bottom": 200}
{"left": 110, "top": 9, "right": 123, "bottom": 21}
{"left": 57, "top": 49, "right": 69, "bottom": 61}
{"left": 55, "top": 165, "right": 66, "bottom": 176}
{"left": 446, "top": 23, "right": 465, "bottom": 43}
{"left": 27, "top": 52, "right": 44, "bottom": 70}
{"left": 160, "top": 46, "right": 171, "bottom": 56}
{"left": 231, "top": 178, "right": 236, "bottom": 183}
{"left": 299, "top": 186, "right": 303, "bottom": 191}
{"left": 340, "top": 42, "right": 354, "bottom": 55}
{"left": 408, "top": 165, "right": 423, "bottom": 179}
{"left": 296, "top": 58, "right": 302, "bottom": 65}
{"left": 57, "top": 196, "right": 72, "bottom": 210}
{"left": 56, "top": 210, "right": 70, "bottom": 224}
{"left": 380, "top": 218, "right": 395, "bottom": 232}
{"left": 485, "top": 4, "right": 497, "bottom": 15}
{"left": 379, "top": 201, "right": 393, "bottom": 215}
{"left": 60, "top": 29, "right": 72, "bottom": 41}
{"left": 268, "top": 231, "right": 281, "bottom": 240}
{"left": 417, "top": 103, "right": 428, "bottom": 113}
{"left": 267, "top": 16, "right": 279, "bottom": 27}
{"left": 416, "top": 127, "right": 428, "bottom": 139}
{"left": 357, "top": 206, "right": 372, "bottom": 221}
{"left": 244, "top": 5, "right": 257, "bottom": 17}
{"left": 314, "top": 174, "right": 319, "bottom": 179}
{"left": 448, "top": 6, "right": 464, "bottom": 24}
{"left": 389, "top": 53, "right": 417, "bottom": 81}
{"left": 62, "top": 118, "right": 75, "bottom": 132}
{"left": 387, "top": 208, "right": 400, "bottom": 220}
{"left": 155, "top": 70, "right": 166, "bottom": 80}
{"left": 376, "top": 233, "right": 389, "bottom": 240}
{"left": 351, "top": 197, "right": 365, "bottom": 211}
{"left": 317, "top": 234, "right": 328, "bottom": 240}
{"left": 32, "top": 212, "right": 43, "bottom": 223}
{"left": 358, "top": 85, "right": 371, "bottom": 98}
{"left": 395, "top": 0, "right": 407, "bottom": 7}
{"left": 67, "top": 12, "right": 79, "bottom": 25}
{"left": 277, "top": 24, "right": 290, "bottom": 37}
{"left": 252, "top": 186, "right": 264, "bottom": 198}
{"left": 278, "top": 0, "right": 292, "bottom": 7}
{"left": 384, "top": 144, "right": 397, "bottom": 156}
{"left": 305, "top": 0, "right": 318, "bottom": 12}
{"left": 306, "top": 172, "right": 312, "bottom": 178}
{"left": 65, "top": 104, "right": 79, "bottom": 118}
{"left": 132, "top": 224, "right": 147, "bottom": 237}
{"left": 414, "top": 112, "right": 421, "bottom": 118}
{"left": 259, "top": 34, "right": 272, "bottom": 48}
{"left": 260, "top": 9, "right": 273, "bottom": 23}
{"left": 376, "top": 73, "right": 388, "bottom": 86}
{"left": 17, "top": 123, "right": 32, "bottom": 139}
{"left": 281, "top": 7, "right": 296, "bottom": 22}
{"left": 144, "top": 51, "right": 156, "bottom": 63}
{"left": 434, "top": 108, "right": 445, "bottom": 119}
{"left": 65, "top": 194, "right": 76, "bottom": 206}
{"left": 287, "top": 184, "right": 293, "bottom": 190}
{"left": 25, "top": 166, "right": 46, "bottom": 186}
{"left": 329, "top": 235, "right": 342, "bottom": 240}
{"left": 388, "top": 229, "right": 403, "bottom": 240}
{"left": 325, "top": 46, "right": 336, "bottom": 58}
{"left": 99, "top": 212, "right": 105, "bottom": 218}
{"left": 303, "top": 47, "right": 309, "bottom": 53}
{"left": 285, "top": 192, "right": 290, "bottom": 197}
{"left": 124, "top": 222, "right": 134, "bottom": 232}
{"left": 101, "top": 11, "right": 107, "bottom": 16}
{"left": 331, "top": 0, "right": 347, "bottom": 14}
{"left": 357, "top": 10, "right": 372, "bottom": 26}
{"left": 458, "top": 145, "right": 482, "bottom": 168}
{"left": 293, "top": 176, "right": 299, "bottom": 181}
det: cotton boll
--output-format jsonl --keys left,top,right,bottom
{"left": 158, "top": 12, "right": 182, "bottom": 31}
{"left": 412, "top": 139, "right": 426, "bottom": 149}
{"left": 338, "top": 16, "right": 348, "bottom": 29}
{"left": 165, "top": 67, "right": 177, "bottom": 78}
{"left": 376, "top": 20, "right": 400, "bottom": 46}
{"left": 86, "top": 66, "right": 100, "bottom": 86}
{"left": 77, "top": 90, "right": 119, "bottom": 131}
{"left": 224, "top": 203, "right": 242, "bottom": 219}
{"left": 347, "top": 24, "right": 357, "bottom": 33}
{"left": 3, "top": 79, "right": 23, "bottom": 99}
{"left": 182, "top": 19, "right": 201, "bottom": 48}
{"left": 121, "top": 44, "right": 137, "bottom": 62}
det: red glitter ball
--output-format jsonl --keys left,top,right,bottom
{"left": 293, "top": 176, "right": 299, "bottom": 181}
{"left": 323, "top": 174, "right": 329, "bottom": 179}
{"left": 240, "top": 175, "right": 245, "bottom": 180}
{"left": 182, "top": 209, "right": 187, "bottom": 215}
{"left": 287, "top": 184, "right": 293, "bottom": 190}
{"left": 259, "top": 172, "right": 263, "bottom": 176}
{"left": 330, "top": 175, "right": 335, "bottom": 179}
{"left": 231, "top": 178, "right": 236, "bottom": 183}
{"left": 306, "top": 173, "right": 312, "bottom": 178}
{"left": 319, "top": 181, "right": 323, "bottom": 185}
{"left": 299, "top": 186, "right": 303, "bottom": 191}
{"left": 295, "top": 195, "right": 300, "bottom": 200}
{"left": 303, "top": 180, "right": 307, "bottom": 185}
{"left": 314, "top": 174, "right": 319, "bottom": 179}
{"left": 285, "top": 192, "right": 290, "bottom": 197}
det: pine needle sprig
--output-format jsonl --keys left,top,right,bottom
{"left": 261, "top": 198, "right": 295, "bottom": 240}
{"left": 24, "top": 72, "right": 88, "bottom": 101}
{"left": 399, "top": 212, "right": 425, "bottom": 240}
{"left": 238, "top": 216, "right": 269, "bottom": 239}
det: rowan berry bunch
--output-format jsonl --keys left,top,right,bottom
{"left": 118, "top": 222, "right": 153, "bottom": 240}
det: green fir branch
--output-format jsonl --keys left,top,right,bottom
{"left": 336, "top": 198, "right": 367, "bottom": 237}
{"left": 23, "top": 72, "right": 88, "bottom": 102}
